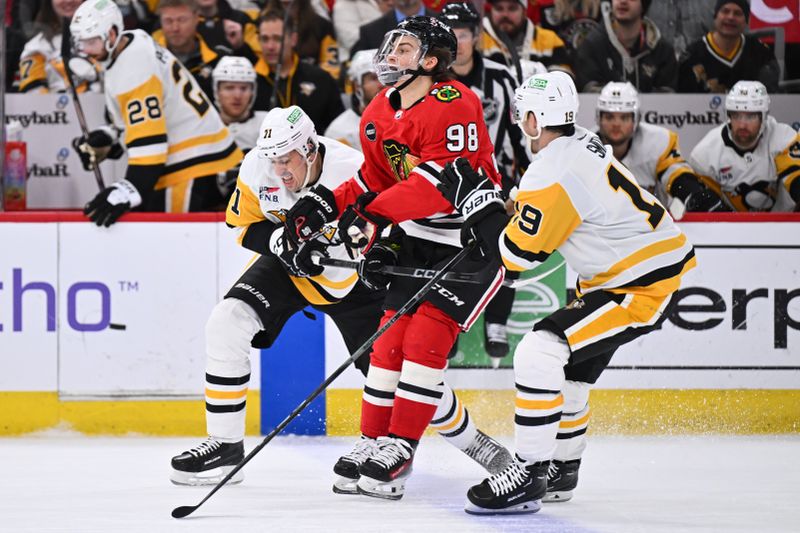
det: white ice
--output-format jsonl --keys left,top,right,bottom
{"left": 1, "top": 433, "right": 798, "bottom": 533}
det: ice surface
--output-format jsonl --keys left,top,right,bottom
{"left": 1, "top": 433, "right": 798, "bottom": 532}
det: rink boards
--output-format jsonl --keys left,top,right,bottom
{"left": 0, "top": 213, "right": 798, "bottom": 435}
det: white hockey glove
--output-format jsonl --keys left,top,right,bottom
{"left": 83, "top": 180, "right": 142, "bottom": 227}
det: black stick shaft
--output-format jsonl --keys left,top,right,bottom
{"left": 318, "top": 256, "right": 488, "bottom": 284}
{"left": 172, "top": 244, "right": 474, "bottom": 519}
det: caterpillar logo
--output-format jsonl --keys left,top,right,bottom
{"left": 382, "top": 140, "right": 420, "bottom": 182}
{"left": 431, "top": 85, "right": 461, "bottom": 103}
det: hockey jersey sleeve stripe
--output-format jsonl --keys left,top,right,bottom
{"left": 128, "top": 153, "right": 169, "bottom": 166}
{"left": 413, "top": 161, "right": 444, "bottom": 187}
{"left": 159, "top": 142, "right": 242, "bottom": 188}
{"left": 167, "top": 128, "right": 231, "bottom": 155}
{"left": 128, "top": 134, "right": 168, "bottom": 148}
{"left": 500, "top": 233, "right": 552, "bottom": 271}
{"left": 581, "top": 233, "right": 689, "bottom": 290}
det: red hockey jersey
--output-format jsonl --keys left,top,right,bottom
{"left": 332, "top": 80, "right": 501, "bottom": 247}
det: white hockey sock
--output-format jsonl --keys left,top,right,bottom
{"left": 554, "top": 380, "right": 591, "bottom": 461}
{"left": 429, "top": 382, "right": 477, "bottom": 450}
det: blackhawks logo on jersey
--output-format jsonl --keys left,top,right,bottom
{"left": 383, "top": 140, "right": 421, "bottom": 182}
{"left": 431, "top": 85, "right": 461, "bottom": 103}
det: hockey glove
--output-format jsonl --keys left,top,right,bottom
{"left": 668, "top": 174, "right": 728, "bottom": 219}
{"left": 284, "top": 184, "right": 338, "bottom": 244}
{"left": 71, "top": 126, "right": 123, "bottom": 172}
{"left": 736, "top": 180, "right": 775, "bottom": 211}
{"left": 269, "top": 226, "right": 327, "bottom": 278}
{"left": 83, "top": 180, "right": 142, "bottom": 227}
{"left": 358, "top": 241, "right": 399, "bottom": 291}
{"left": 338, "top": 192, "right": 392, "bottom": 258}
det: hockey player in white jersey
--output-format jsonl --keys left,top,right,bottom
{"left": 690, "top": 81, "right": 800, "bottom": 212}
{"left": 69, "top": 0, "right": 242, "bottom": 226}
{"left": 437, "top": 71, "right": 696, "bottom": 514}
{"left": 324, "top": 49, "right": 381, "bottom": 151}
{"left": 170, "top": 106, "right": 511, "bottom": 487}
{"left": 596, "top": 81, "right": 727, "bottom": 218}
{"left": 211, "top": 56, "right": 267, "bottom": 197}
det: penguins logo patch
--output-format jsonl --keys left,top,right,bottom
{"left": 364, "top": 122, "right": 377, "bottom": 142}
{"left": 431, "top": 85, "right": 461, "bottom": 103}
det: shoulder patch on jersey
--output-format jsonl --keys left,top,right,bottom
{"left": 431, "top": 85, "right": 462, "bottom": 103}
{"left": 364, "top": 122, "right": 377, "bottom": 142}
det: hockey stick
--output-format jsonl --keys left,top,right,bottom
{"left": 61, "top": 17, "right": 105, "bottom": 191}
{"left": 316, "top": 257, "right": 565, "bottom": 289}
{"left": 171, "top": 243, "right": 475, "bottom": 519}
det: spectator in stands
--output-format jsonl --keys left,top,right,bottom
{"left": 193, "top": 0, "right": 262, "bottom": 61}
{"left": 333, "top": 0, "right": 390, "bottom": 60}
{"left": 646, "top": 0, "right": 716, "bottom": 59}
{"left": 17, "top": 0, "right": 101, "bottom": 93}
{"left": 264, "top": 0, "right": 341, "bottom": 80}
{"left": 677, "top": 0, "right": 779, "bottom": 94}
{"left": 575, "top": 0, "right": 677, "bottom": 92}
{"left": 211, "top": 56, "right": 267, "bottom": 199}
{"left": 595, "top": 81, "right": 726, "bottom": 218}
{"left": 481, "top": 0, "right": 571, "bottom": 82}
{"left": 350, "top": 0, "right": 434, "bottom": 56}
{"left": 153, "top": 0, "right": 221, "bottom": 100}
{"left": 690, "top": 81, "right": 800, "bottom": 212}
{"left": 324, "top": 49, "right": 380, "bottom": 150}
{"left": 253, "top": 10, "right": 344, "bottom": 132}
{"left": 530, "top": 0, "right": 603, "bottom": 51}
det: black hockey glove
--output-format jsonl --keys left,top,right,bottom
{"left": 358, "top": 241, "right": 399, "bottom": 291}
{"left": 83, "top": 180, "right": 142, "bottom": 227}
{"left": 735, "top": 180, "right": 775, "bottom": 211}
{"left": 338, "top": 192, "right": 392, "bottom": 258}
{"left": 668, "top": 174, "right": 729, "bottom": 219}
{"left": 284, "top": 184, "right": 338, "bottom": 244}
{"left": 269, "top": 226, "right": 327, "bottom": 278}
{"left": 71, "top": 127, "right": 123, "bottom": 171}
{"left": 439, "top": 158, "right": 506, "bottom": 251}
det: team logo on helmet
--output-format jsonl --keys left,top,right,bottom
{"left": 286, "top": 108, "right": 303, "bottom": 124}
{"left": 431, "top": 85, "right": 461, "bottom": 103}
{"left": 383, "top": 140, "right": 420, "bottom": 182}
{"left": 529, "top": 78, "right": 548, "bottom": 90}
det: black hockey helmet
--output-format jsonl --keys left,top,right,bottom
{"left": 374, "top": 16, "right": 458, "bottom": 85}
{"left": 438, "top": 2, "right": 481, "bottom": 32}
{"left": 396, "top": 16, "right": 457, "bottom": 68}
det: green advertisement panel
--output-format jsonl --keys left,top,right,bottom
{"left": 450, "top": 253, "right": 567, "bottom": 368}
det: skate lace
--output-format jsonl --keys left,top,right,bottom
{"left": 188, "top": 438, "right": 222, "bottom": 458}
{"left": 464, "top": 432, "right": 500, "bottom": 466}
{"left": 487, "top": 461, "right": 528, "bottom": 496}
{"left": 485, "top": 323, "right": 508, "bottom": 343}
{"left": 344, "top": 437, "right": 378, "bottom": 464}
{"left": 370, "top": 437, "right": 412, "bottom": 469}
{"left": 547, "top": 461, "right": 559, "bottom": 481}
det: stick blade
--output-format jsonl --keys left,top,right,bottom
{"left": 172, "top": 505, "right": 198, "bottom": 519}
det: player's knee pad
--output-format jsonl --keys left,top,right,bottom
{"left": 205, "top": 298, "right": 263, "bottom": 371}
{"left": 514, "top": 329, "right": 570, "bottom": 391}
{"left": 402, "top": 302, "right": 459, "bottom": 369}
{"left": 562, "top": 380, "right": 591, "bottom": 414}
{"left": 370, "top": 310, "right": 411, "bottom": 371}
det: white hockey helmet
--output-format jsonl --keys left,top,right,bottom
{"left": 596, "top": 81, "right": 640, "bottom": 127}
{"left": 212, "top": 56, "right": 257, "bottom": 112}
{"left": 512, "top": 71, "right": 579, "bottom": 141}
{"left": 725, "top": 80, "right": 770, "bottom": 136}
{"left": 70, "top": 0, "right": 124, "bottom": 64}
{"left": 257, "top": 106, "right": 319, "bottom": 188}
{"left": 349, "top": 49, "right": 378, "bottom": 108}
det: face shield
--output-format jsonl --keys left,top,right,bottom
{"left": 373, "top": 30, "right": 428, "bottom": 86}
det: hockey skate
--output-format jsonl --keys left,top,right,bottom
{"left": 462, "top": 430, "right": 513, "bottom": 475}
{"left": 356, "top": 436, "right": 415, "bottom": 500}
{"left": 170, "top": 438, "right": 244, "bottom": 486}
{"left": 464, "top": 456, "right": 547, "bottom": 515}
{"left": 484, "top": 322, "right": 509, "bottom": 368}
{"left": 332, "top": 436, "right": 379, "bottom": 495}
{"left": 543, "top": 459, "right": 581, "bottom": 503}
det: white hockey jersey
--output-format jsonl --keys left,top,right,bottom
{"left": 690, "top": 117, "right": 800, "bottom": 212}
{"left": 104, "top": 30, "right": 242, "bottom": 203}
{"left": 227, "top": 111, "right": 268, "bottom": 153}
{"left": 18, "top": 33, "right": 100, "bottom": 93}
{"left": 616, "top": 122, "right": 697, "bottom": 205}
{"left": 227, "top": 137, "right": 364, "bottom": 304}
{"left": 500, "top": 126, "right": 695, "bottom": 298}
{"left": 324, "top": 108, "right": 362, "bottom": 151}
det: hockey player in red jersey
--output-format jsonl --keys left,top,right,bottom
{"left": 284, "top": 17, "right": 507, "bottom": 499}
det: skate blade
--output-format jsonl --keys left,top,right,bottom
{"left": 169, "top": 466, "right": 243, "bottom": 486}
{"left": 332, "top": 476, "right": 359, "bottom": 495}
{"left": 356, "top": 475, "right": 406, "bottom": 501}
{"left": 543, "top": 490, "right": 573, "bottom": 503}
{"left": 464, "top": 498, "right": 542, "bottom": 515}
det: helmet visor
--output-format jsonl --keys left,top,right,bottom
{"left": 374, "top": 30, "right": 427, "bottom": 86}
